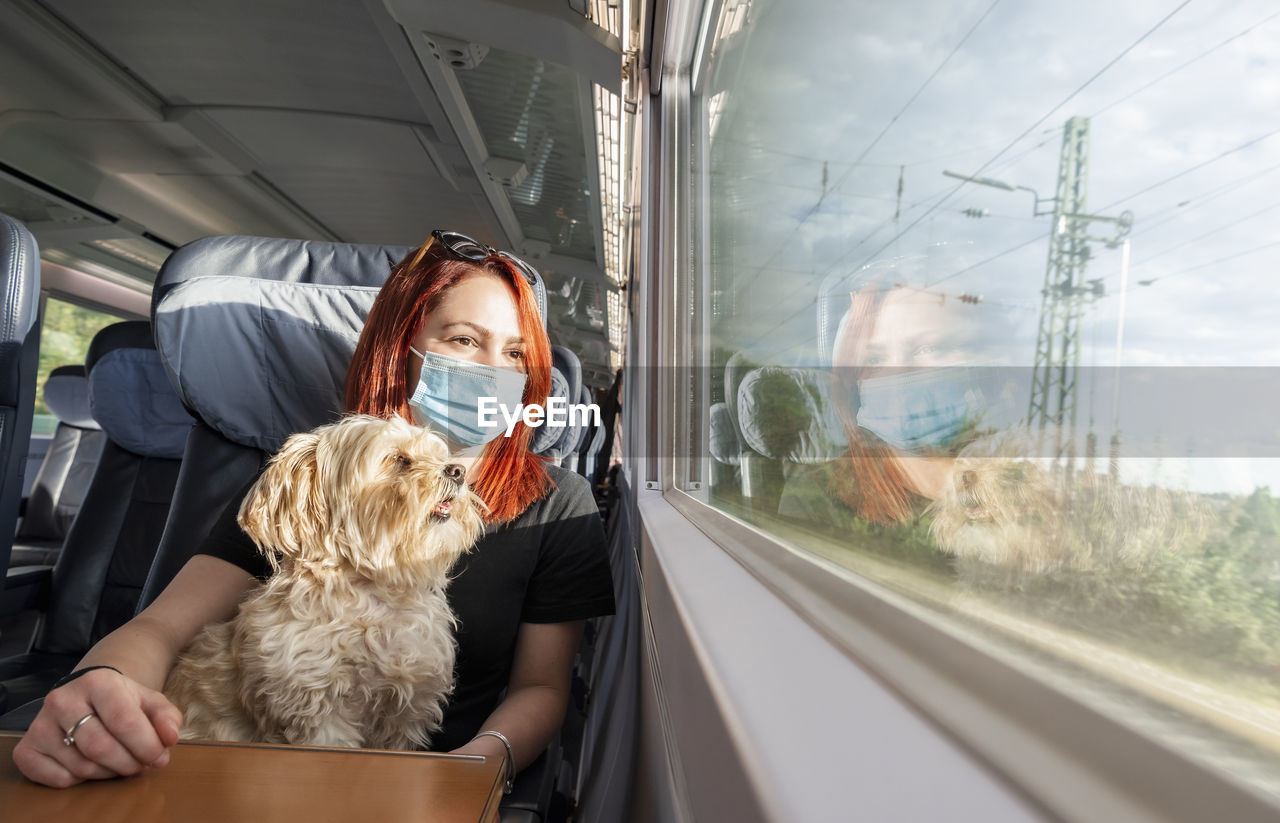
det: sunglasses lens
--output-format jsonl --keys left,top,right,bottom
{"left": 435, "top": 231, "right": 489, "bottom": 260}
{"left": 430, "top": 231, "right": 536, "bottom": 284}
{"left": 498, "top": 252, "right": 539, "bottom": 285}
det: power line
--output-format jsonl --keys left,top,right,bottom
{"left": 927, "top": 231, "right": 1049, "bottom": 287}
{"left": 715, "top": 134, "right": 1016, "bottom": 172}
{"left": 824, "top": 0, "right": 1005, "bottom": 186}
{"left": 708, "top": 171, "right": 1040, "bottom": 220}
{"left": 1129, "top": 198, "right": 1280, "bottom": 268}
{"left": 727, "top": 1, "right": 1195, "bottom": 360}
{"left": 734, "top": 0, "right": 1004, "bottom": 295}
{"left": 707, "top": 171, "right": 902, "bottom": 202}
{"left": 1125, "top": 159, "right": 1280, "bottom": 236}
{"left": 1134, "top": 238, "right": 1280, "bottom": 285}
{"left": 831, "top": 0, "right": 1194, "bottom": 286}
{"left": 1098, "top": 127, "right": 1280, "bottom": 211}
{"left": 983, "top": 132, "right": 1056, "bottom": 177}
{"left": 714, "top": 137, "right": 899, "bottom": 168}
{"left": 1091, "top": 9, "right": 1280, "bottom": 118}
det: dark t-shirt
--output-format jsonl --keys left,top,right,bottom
{"left": 197, "top": 462, "right": 615, "bottom": 751}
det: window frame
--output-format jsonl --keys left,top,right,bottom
{"left": 638, "top": 0, "right": 1280, "bottom": 820}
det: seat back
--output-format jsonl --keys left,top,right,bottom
{"left": 0, "top": 214, "right": 42, "bottom": 576}
{"left": 15, "top": 366, "right": 105, "bottom": 545}
{"left": 735, "top": 366, "right": 847, "bottom": 464}
{"left": 33, "top": 322, "right": 194, "bottom": 654}
{"left": 140, "top": 235, "right": 550, "bottom": 607}
{"left": 572, "top": 383, "right": 596, "bottom": 476}
{"left": 530, "top": 344, "right": 586, "bottom": 465}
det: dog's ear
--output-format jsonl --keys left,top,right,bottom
{"left": 238, "top": 430, "right": 327, "bottom": 571}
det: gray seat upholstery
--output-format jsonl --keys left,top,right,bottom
{"left": 10, "top": 366, "right": 107, "bottom": 567}
{"left": 0, "top": 321, "right": 193, "bottom": 711}
{"left": 139, "top": 235, "right": 417, "bottom": 604}
{"left": 735, "top": 366, "right": 847, "bottom": 464}
{"left": 583, "top": 369, "right": 621, "bottom": 487}
{"left": 572, "top": 383, "right": 597, "bottom": 478}
{"left": 540, "top": 345, "right": 587, "bottom": 467}
{"left": 0, "top": 213, "right": 44, "bottom": 616}
{"left": 134, "top": 234, "right": 566, "bottom": 822}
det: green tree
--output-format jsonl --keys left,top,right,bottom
{"left": 33, "top": 298, "right": 122, "bottom": 421}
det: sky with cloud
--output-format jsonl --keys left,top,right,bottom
{"left": 702, "top": 0, "right": 1280, "bottom": 492}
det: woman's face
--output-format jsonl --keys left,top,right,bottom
{"left": 862, "top": 290, "right": 972, "bottom": 373}
{"left": 407, "top": 272, "right": 526, "bottom": 386}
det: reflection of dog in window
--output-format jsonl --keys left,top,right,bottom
{"left": 164, "top": 415, "right": 484, "bottom": 749}
{"left": 927, "top": 429, "right": 1203, "bottom": 574}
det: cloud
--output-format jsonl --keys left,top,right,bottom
{"left": 706, "top": 0, "right": 1280, "bottom": 377}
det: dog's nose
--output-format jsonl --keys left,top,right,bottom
{"left": 960, "top": 470, "right": 977, "bottom": 491}
{"left": 444, "top": 464, "right": 465, "bottom": 485}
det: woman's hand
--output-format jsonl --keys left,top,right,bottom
{"left": 11, "top": 557, "right": 257, "bottom": 788}
{"left": 11, "top": 668, "right": 182, "bottom": 788}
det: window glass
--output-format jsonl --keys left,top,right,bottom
{"left": 698, "top": 0, "right": 1280, "bottom": 794}
{"left": 33, "top": 298, "right": 123, "bottom": 434}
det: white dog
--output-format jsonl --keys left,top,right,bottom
{"left": 164, "top": 415, "right": 484, "bottom": 749}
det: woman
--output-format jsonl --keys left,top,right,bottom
{"left": 827, "top": 285, "right": 980, "bottom": 523}
{"left": 12, "top": 231, "right": 615, "bottom": 790}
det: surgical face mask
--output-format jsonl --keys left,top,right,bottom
{"left": 407, "top": 347, "right": 527, "bottom": 450}
{"left": 855, "top": 368, "right": 977, "bottom": 453}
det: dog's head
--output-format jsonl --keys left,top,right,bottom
{"left": 238, "top": 415, "right": 485, "bottom": 588}
{"left": 926, "top": 429, "right": 1072, "bottom": 572}
{"left": 927, "top": 428, "right": 1204, "bottom": 574}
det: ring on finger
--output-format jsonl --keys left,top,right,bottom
{"left": 62, "top": 712, "right": 97, "bottom": 747}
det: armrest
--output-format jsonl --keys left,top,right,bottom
{"left": 0, "top": 565, "right": 53, "bottom": 617}
{"left": 499, "top": 733, "right": 564, "bottom": 823}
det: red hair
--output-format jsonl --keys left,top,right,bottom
{"left": 344, "top": 239, "right": 553, "bottom": 523}
{"left": 830, "top": 286, "right": 919, "bottom": 524}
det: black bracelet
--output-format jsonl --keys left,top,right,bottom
{"left": 51, "top": 665, "right": 123, "bottom": 691}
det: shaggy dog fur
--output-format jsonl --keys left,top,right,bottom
{"left": 164, "top": 415, "right": 484, "bottom": 749}
{"left": 927, "top": 429, "right": 1206, "bottom": 575}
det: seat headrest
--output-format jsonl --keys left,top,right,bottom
{"left": 152, "top": 235, "right": 550, "bottom": 453}
{"left": 551, "top": 345, "right": 582, "bottom": 399}
{"left": 723, "top": 350, "right": 759, "bottom": 426}
{"left": 530, "top": 366, "right": 573, "bottom": 456}
{"left": 0, "top": 213, "right": 41, "bottom": 407}
{"left": 87, "top": 321, "right": 193, "bottom": 459}
{"left": 86, "top": 321, "right": 155, "bottom": 372}
{"left": 43, "top": 365, "right": 98, "bottom": 430}
{"left": 736, "top": 366, "right": 848, "bottom": 464}
{"left": 571, "top": 383, "right": 594, "bottom": 454}
{"left": 709, "top": 402, "right": 743, "bottom": 466}
{"left": 529, "top": 345, "right": 587, "bottom": 460}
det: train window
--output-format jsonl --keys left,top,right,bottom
{"left": 34, "top": 297, "right": 124, "bottom": 434}
{"left": 688, "top": 0, "right": 1280, "bottom": 799}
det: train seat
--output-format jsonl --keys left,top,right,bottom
{"left": 133, "top": 235, "right": 565, "bottom": 823}
{"left": 572, "top": 384, "right": 597, "bottom": 479}
{"left": 10, "top": 366, "right": 106, "bottom": 568}
{"left": 569, "top": 384, "right": 594, "bottom": 473}
{"left": 709, "top": 400, "right": 744, "bottom": 466}
{"left": 532, "top": 344, "right": 587, "bottom": 468}
{"left": 0, "top": 213, "right": 43, "bottom": 617}
{"left": 0, "top": 321, "right": 192, "bottom": 711}
{"left": 139, "top": 235, "right": 414, "bottom": 601}
{"left": 529, "top": 360, "right": 575, "bottom": 458}
{"left": 734, "top": 365, "right": 848, "bottom": 464}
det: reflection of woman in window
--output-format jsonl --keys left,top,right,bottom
{"left": 828, "top": 285, "right": 983, "bottom": 524}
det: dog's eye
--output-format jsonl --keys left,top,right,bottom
{"left": 391, "top": 453, "right": 412, "bottom": 473}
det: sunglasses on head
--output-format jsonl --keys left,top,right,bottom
{"left": 429, "top": 229, "right": 540, "bottom": 286}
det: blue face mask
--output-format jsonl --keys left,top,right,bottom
{"left": 407, "top": 347, "right": 527, "bottom": 450}
{"left": 855, "top": 368, "right": 976, "bottom": 453}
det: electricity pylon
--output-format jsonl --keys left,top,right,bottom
{"left": 1028, "top": 116, "right": 1133, "bottom": 464}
